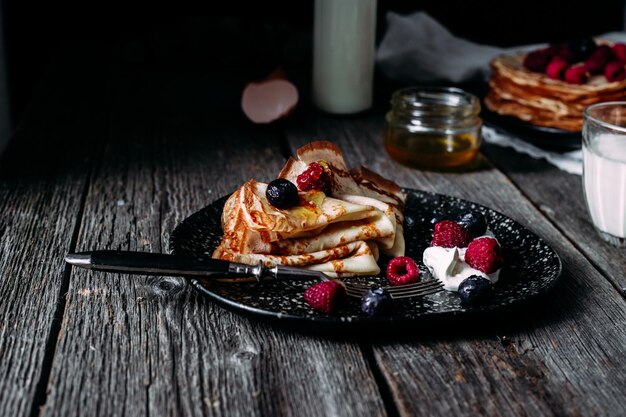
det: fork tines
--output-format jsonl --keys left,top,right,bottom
{"left": 384, "top": 280, "right": 444, "bottom": 299}
{"left": 343, "top": 280, "right": 443, "bottom": 299}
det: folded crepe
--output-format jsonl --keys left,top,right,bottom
{"left": 212, "top": 141, "right": 407, "bottom": 277}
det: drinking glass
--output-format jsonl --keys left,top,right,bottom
{"left": 582, "top": 102, "right": 626, "bottom": 247}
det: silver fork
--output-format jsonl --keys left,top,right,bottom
{"left": 342, "top": 279, "right": 444, "bottom": 299}
{"left": 267, "top": 265, "right": 444, "bottom": 299}
{"left": 65, "top": 251, "right": 444, "bottom": 300}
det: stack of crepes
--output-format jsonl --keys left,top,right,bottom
{"left": 485, "top": 51, "right": 626, "bottom": 132}
{"left": 212, "top": 141, "right": 406, "bottom": 277}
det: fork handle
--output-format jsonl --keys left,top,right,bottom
{"left": 65, "top": 250, "right": 263, "bottom": 280}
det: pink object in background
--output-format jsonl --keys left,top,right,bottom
{"left": 241, "top": 68, "right": 299, "bottom": 124}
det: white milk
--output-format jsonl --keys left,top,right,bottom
{"left": 312, "top": 0, "right": 377, "bottom": 114}
{"left": 583, "top": 133, "right": 626, "bottom": 238}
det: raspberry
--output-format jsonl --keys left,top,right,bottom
{"left": 465, "top": 237, "right": 503, "bottom": 274}
{"left": 613, "top": 43, "right": 626, "bottom": 63}
{"left": 585, "top": 45, "right": 614, "bottom": 74}
{"left": 431, "top": 220, "right": 473, "bottom": 248}
{"left": 546, "top": 56, "right": 568, "bottom": 80}
{"left": 523, "top": 48, "right": 553, "bottom": 72}
{"left": 564, "top": 65, "right": 589, "bottom": 84}
{"left": 557, "top": 44, "right": 576, "bottom": 63}
{"left": 604, "top": 61, "right": 626, "bottom": 82}
{"left": 386, "top": 256, "right": 420, "bottom": 286}
{"left": 296, "top": 161, "right": 332, "bottom": 194}
{"left": 304, "top": 281, "right": 345, "bottom": 314}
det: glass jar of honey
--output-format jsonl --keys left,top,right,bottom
{"left": 383, "top": 86, "right": 482, "bottom": 170}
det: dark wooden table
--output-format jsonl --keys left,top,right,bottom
{"left": 2, "top": 45, "right": 626, "bottom": 417}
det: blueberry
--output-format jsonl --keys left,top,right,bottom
{"left": 456, "top": 211, "right": 487, "bottom": 237}
{"left": 566, "top": 38, "right": 597, "bottom": 62}
{"left": 361, "top": 286, "right": 393, "bottom": 316}
{"left": 265, "top": 179, "right": 298, "bottom": 209}
{"left": 458, "top": 275, "right": 493, "bottom": 305}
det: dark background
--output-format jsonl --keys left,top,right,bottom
{"left": 2, "top": 0, "right": 625, "bottom": 129}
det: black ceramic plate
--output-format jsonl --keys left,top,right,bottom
{"left": 170, "top": 189, "right": 562, "bottom": 328}
{"left": 482, "top": 109, "right": 582, "bottom": 152}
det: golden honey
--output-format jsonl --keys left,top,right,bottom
{"left": 384, "top": 130, "right": 480, "bottom": 169}
{"left": 290, "top": 190, "right": 326, "bottom": 223}
{"left": 383, "top": 87, "right": 482, "bottom": 170}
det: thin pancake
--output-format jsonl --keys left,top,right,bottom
{"left": 214, "top": 179, "right": 393, "bottom": 255}
{"left": 486, "top": 45, "right": 626, "bottom": 132}
{"left": 212, "top": 141, "right": 407, "bottom": 276}
{"left": 215, "top": 240, "right": 381, "bottom": 278}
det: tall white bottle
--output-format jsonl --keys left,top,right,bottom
{"left": 313, "top": 0, "right": 377, "bottom": 114}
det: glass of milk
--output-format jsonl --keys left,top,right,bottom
{"left": 582, "top": 102, "right": 626, "bottom": 247}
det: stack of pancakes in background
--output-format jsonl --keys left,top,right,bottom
{"left": 485, "top": 42, "right": 626, "bottom": 132}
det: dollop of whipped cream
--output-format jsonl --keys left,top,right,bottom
{"left": 423, "top": 233, "right": 501, "bottom": 291}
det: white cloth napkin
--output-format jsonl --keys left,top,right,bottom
{"left": 482, "top": 126, "right": 583, "bottom": 175}
{"left": 376, "top": 11, "right": 626, "bottom": 175}
{"left": 376, "top": 12, "right": 532, "bottom": 84}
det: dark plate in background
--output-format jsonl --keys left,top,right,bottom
{"left": 482, "top": 109, "right": 582, "bottom": 152}
{"left": 170, "top": 189, "right": 562, "bottom": 329}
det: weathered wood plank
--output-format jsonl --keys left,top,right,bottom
{"left": 482, "top": 144, "right": 626, "bottom": 288}
{"left": 43, "top": 70, "right": 387, "bottom": 417}
{"left": 0, "top": 49, "right": 107, "bottom": 417}
{"left": 286, "top": 111, "right": 626, "bottom": 417}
